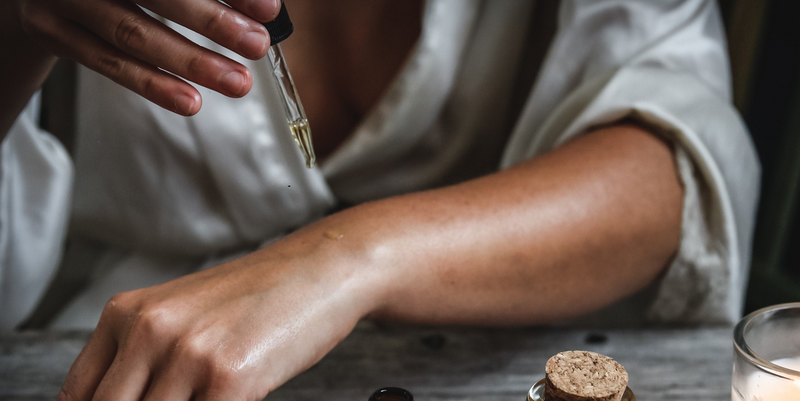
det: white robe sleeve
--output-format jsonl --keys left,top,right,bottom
{"left": 502, "top": 0, "right": 760, "bottom": 324}
{"left": 0, "top": 93, "right": 73, "bottom": 329}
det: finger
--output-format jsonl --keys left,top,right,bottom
{"left": 141, "top": 365, "right": 194, "bottom": 401}
{"left": 38, "top": 15, "right": 202, "bottom": 115}
{"left": 58, "top": 329, "right": 117, "bottom": 401}
{"left": 194, "top": 386, "right": 252, "bottom": 401}
{"left": 222, "top": 0, "right": 281, "bottom": 23}
{"left": 194, "top": 391, "right": 243, "bottom": 401}
{"left": 90, "top": 350, "right": 152, "bottom": 401}
{"left": 68, "top": 0, "right": 252, "bottom": 97}
{"left": 137, "top": 0, "right": 271, "bottom": 58}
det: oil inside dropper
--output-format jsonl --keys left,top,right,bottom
{"left": 289, "top": 118, "right": 315, "bottom": 168}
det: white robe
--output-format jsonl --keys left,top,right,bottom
{"left": 0, "top": 0, "right": 760, "bottom": 329}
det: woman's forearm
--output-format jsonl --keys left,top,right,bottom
{"left": 0, "top": 2, "right": 56, "bottom": 138}
{"left": 282, "top": 123, "right": 684, "bottom": 325}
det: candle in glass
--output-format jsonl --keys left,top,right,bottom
{"left": 738, "top": 357, "right": 800, "bottom": 400}
{"left": 732, "top": 303, "right": 800, "bottom": 401}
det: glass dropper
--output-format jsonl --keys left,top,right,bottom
{"left": 264, "top": 0, "right": 316, "bottom": 168}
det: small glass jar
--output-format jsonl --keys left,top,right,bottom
{"left": 732, "top": 302, "right": 800, "bottom": 401}
{"left": 526, "top": 378, "right": 635, "bottom": 401}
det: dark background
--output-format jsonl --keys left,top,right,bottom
{"left": 718, "top": 0, "right": 800, "bottom": 312}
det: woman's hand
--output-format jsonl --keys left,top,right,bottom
{"left": 13, "top": 0, "right": 280, "bottom": 116}
{"left": 58, "top": 233, "right": 380, "bottom": 401}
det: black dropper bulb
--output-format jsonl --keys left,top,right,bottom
{"left": 369, "top": 387, "right": 414, "bottom": 401}
{"left": 263, "top": 0, "right": 294, "bottom": 45}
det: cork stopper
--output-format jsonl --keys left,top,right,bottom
{"left": 544, "top": 351, "right": 628, "bottom": 401}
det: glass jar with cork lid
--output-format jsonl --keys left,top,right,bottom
{"left": 527, "top": 351, "right": 635, "bottom": 401}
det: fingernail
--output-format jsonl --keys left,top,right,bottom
{"left": 220, "top": 71, "right": 247, "bottom": 96}
{"left": 239, "top": 30, "right": 268, "bottom": 59}
{"left": 174, "top": 94, "right": 197, "bottom": 115}
{"left": 249, "top": 0, "right": 277, "bottom": 22}
{"left": 272, "top": 0, "right": 281, "bottom": 19}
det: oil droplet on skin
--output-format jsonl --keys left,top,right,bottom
{"left": 324, "top": 229, "right": 344, "bottom": 240}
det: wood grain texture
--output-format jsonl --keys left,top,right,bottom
{"left": 0, "top": 323, "right": 733, "bottom": 401}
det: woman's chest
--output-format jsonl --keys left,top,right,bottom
{"left": 278, "top": 0, "right": 422, "bottom": 160}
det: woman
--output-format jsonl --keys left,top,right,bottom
{"left": 1, "top": 0, "right": 758, "bottom": 400}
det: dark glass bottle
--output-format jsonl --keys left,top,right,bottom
{"left": 369, "top": 387, "right": 414, "bottom": 401}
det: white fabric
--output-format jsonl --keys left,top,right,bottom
{"left": 0, "top": 93, "right": 73, "bottom": 328}
{"left": 1, "top": 0, "right": 759, "bottom": 329}
{"left": 502, "top": 0, "right": 760, "bottom": 323}
{"left": 69, "top": 48, "right": 335, "bottom": 257}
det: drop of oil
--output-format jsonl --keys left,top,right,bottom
{"left": 324, "top": 229, "right": 343, "bottom": 240}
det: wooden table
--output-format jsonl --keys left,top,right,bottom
{"left": 0, "top": 323, "right": 733, "bottom": 401}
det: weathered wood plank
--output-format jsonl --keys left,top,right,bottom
{"left": 0, "top": 323, "right": 733, "bottom": 401}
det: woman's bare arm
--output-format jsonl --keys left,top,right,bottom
{"left": 306, "top": 122, "right": 683, "bottom": 324}
{"left": 59, "top": 123, "right": 682, "bottom": 401}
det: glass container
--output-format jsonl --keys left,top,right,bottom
{"left": 733, "top": 302, "right": 800, "bottom": 401}
{"left": 526, "top": 378, "right": 635, "bottom": 401}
